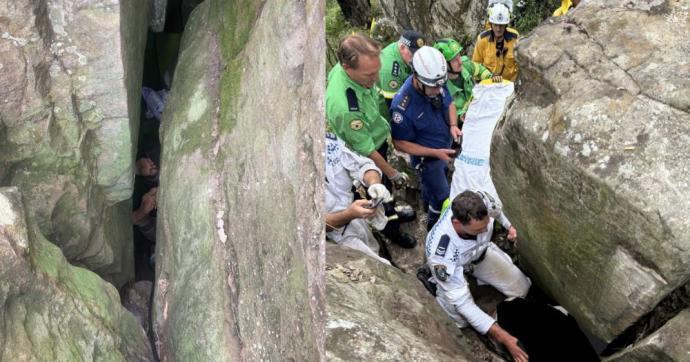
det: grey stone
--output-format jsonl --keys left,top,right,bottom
{"left": 0, "top": 187, "right": 153, "bottom": 361}
{"left": 150, "top": 0, "right": 168, "bottom": 32}
{"left": 123, "top": 280, "right": 154, "bottom": 334}
{"left": 604, "top": 309, "right": 690, "bottom": 362}
{"left": 326, "top": 244, "right": 500, "bottom": 361}
{"left": 491, "top": 0, "right": 690, "bottom": 342}
{"left": 0, "top": 0, "right": 151, "bottom": 287}
{"left": 378, "top": 0, "right": 486, "bottom": 44}
{"left": 151, "top": 0, "right": 325, "bottom": 360}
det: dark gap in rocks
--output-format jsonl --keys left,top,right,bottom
{"left": 122, "top": 2, "right": 204, "bottom": 352}
{"left": 130, "top": 0, "right": 205, "bottom": 285}
{"left": 601, "top": 280, "right": 690, "bottom": 357}
{"left": 386, "top": 155, "right": 602, "bottom": 360}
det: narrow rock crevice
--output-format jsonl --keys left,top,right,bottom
{"left": 602, "top": 280, "right": 690, "bottom": 356}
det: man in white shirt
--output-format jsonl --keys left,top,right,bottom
{"left": 325, "top": 132, "right": 392, "bottom": 265}
{"left": 425, "top": 190, "right": 531, "bottom": 362}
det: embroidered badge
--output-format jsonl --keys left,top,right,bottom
{"left": 388, "top": 80, "right": 399, "bottom": 89}
{"left": 433, "top": 264, "right": 449, "bottom": 282}
{"left": 398, "top": 95, "right": 410, "bottom": 111}
{"left": 350, "top": 119, "right": 364, "bottom": 131}
{"left": 392, "top": 112, "right": 403, "bottom": 124}
{"left": 435, "top": 235, "right": 450, "bottom": 257}
{"left": 392, "top": 61, "right": 400, "bottom": 77}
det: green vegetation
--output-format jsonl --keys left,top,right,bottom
{"left": 326, "top": 0, "right": 386, "bottom": 71}
{"left": 513, "top": 0, "right": 562, "bottom": 34}
{"left": 326, "top": 0, "right": 563, "bottom": 70}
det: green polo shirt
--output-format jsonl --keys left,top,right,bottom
{"left": 378, "top": 42, "right": 411, "bottom": 100}
{"left": 447, "top": 56, "right": 493, "bottom": 117}
{"left": 326, "top": 63, "right": 391, "bottom": 156}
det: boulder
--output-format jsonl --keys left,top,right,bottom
{"left": 326, "top": 244, "right": 500, "bottom": 361}
{"left": 0, "top": 187, "right": 153, "bottom": 361}
{"left": 0, "top": 0, "right": 151, "bottom": 287}
{"left": 491, "top": 0, "right": 690, "bottom": 342}
{"left": 123, "top": 280, "right": 154, "bottom": 335}
{"left": 377, "top": 0, "right": 485, "bottom": 43}
{"left": 152, "top": 1, "right": 325, "bottom": 360}
{"left": 150, "top": 0, "right": 168, "bottom": 32}
{"left": 605, "top": 308, "right": 690, "bottom": 362}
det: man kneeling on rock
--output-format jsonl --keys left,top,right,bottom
{"left": 426, "top": 190, "right": 531, "bottom": 362}
{"left": 325, "top": 132, "right": 392, "bottom": 265}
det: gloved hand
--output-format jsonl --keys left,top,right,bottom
{"left": 390, "top": 171, "right": 409, "bottom": 188}
{"left": 367, "top": 183, "right": 391, "bottom": 202}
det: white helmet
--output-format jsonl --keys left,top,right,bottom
{"left": 411, "top": 46, "right": 447, "bottom": 87}
{"left": 488, "top": 3, "right": 511, "bottom": 25}
{"left": 474, "top": 190, "right": 503, "bottom": 219}
{"left": 488, "top": 0, "right": 513, "bottom": 13}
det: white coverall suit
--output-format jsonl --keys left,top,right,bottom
{"left": 326, "top": 133, "right": 390, "bottom": 265}
{"left": 425, "top": 207, "right": 531, "bottom": 333}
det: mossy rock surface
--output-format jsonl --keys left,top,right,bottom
{"left": 492, "top": 0, "right": 690, "bottom": 343}
{"left": 0, "top": 187, "right": 153, "bottom": 361}
{"left": 152, "top": 0, "right": 325, "bottom": 360}
{"left": 0, "top": 0, "right": 151, "bottom": 286}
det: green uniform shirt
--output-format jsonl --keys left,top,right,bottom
{"left": 378, "top": 42, "right": 411, "bottom": 100}
{"left": 447, "top": 56, "right": 493, "bottom": 117}
{"left": 326, "top": 63, "right": 390, "bottom": 156}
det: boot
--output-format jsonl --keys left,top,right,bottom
{"left": 390, "top": 231, "right": 417, "bottom": 248}
{"left": 394, "top": 204, "right": 417, "bottom": 223}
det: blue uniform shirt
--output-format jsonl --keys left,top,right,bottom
{"left": 389, "top": 77, "right": 453, "bottom": 157}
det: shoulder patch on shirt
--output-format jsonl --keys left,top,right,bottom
{"left": 479, "top": 30, "right": 492, "bottom": 39}
{"left": 349, "top": 119, "right": 364, "bottom": 131}
{"left": 325, "top": 131, "right": 337, "bottom": 140}
{"left": 346, "top": 88, "right": 359, "bottom": 111}
{"left": 392, "top": 61, "right": 400, "bottom": 77}
{"left": 397, "top": 94, "right": 410, "bottom": 111}
{"left": 504, "top": 29, "right": 518, "bottom": 41}
{"left": 388, "top": 79, "right": 399, "bottom": 89}
{"left": 435, "top": 234, "right": 450, "bottom": 257}
{"left": 392, "top": 112, "right": 403, "bottom": 124}
{"left": 433, "top": 264, "right": 449, "bottom": 282}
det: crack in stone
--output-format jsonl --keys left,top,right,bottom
{"left": 568, "top": 17, "right": 689, "bottom": 115}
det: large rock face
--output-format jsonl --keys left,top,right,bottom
{"left": 0, "top": 0, "right": 151, "bottom": 286}
{"left": 492, "top": 0, "right": 690, "bottom": 342}
{"left": 152, "top": 1, "right": 324, "bottom": 360}
{"left": 0, "top": 187, "right": 153, "bottom": 361}
{"left": 605, "top": 308, "right": 690, "bottom": 362}
{"left": 326, "top": 244, "right": 498, "bottom": 361}
{"left": 378, "top": 0, "right": 485, "bottom": 43}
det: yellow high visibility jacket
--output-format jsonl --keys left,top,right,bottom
{"left": 553, "top": 0, "right": 572, "bottom": 16}
{"left": 472, "top": 28, "right": 519, "bottom": 82}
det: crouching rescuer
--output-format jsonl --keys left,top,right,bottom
{"left": 425, "top": 190, "right": 531, "bottom": 362}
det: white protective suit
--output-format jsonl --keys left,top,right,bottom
{"left": 450, "top": 82, "right": 514, "bottom": 226}
{"left": 325, "top": 132, "right": 390, "bottom": 265}
{"left": 425, "top": 206, "right": 530, "bottom": 334}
